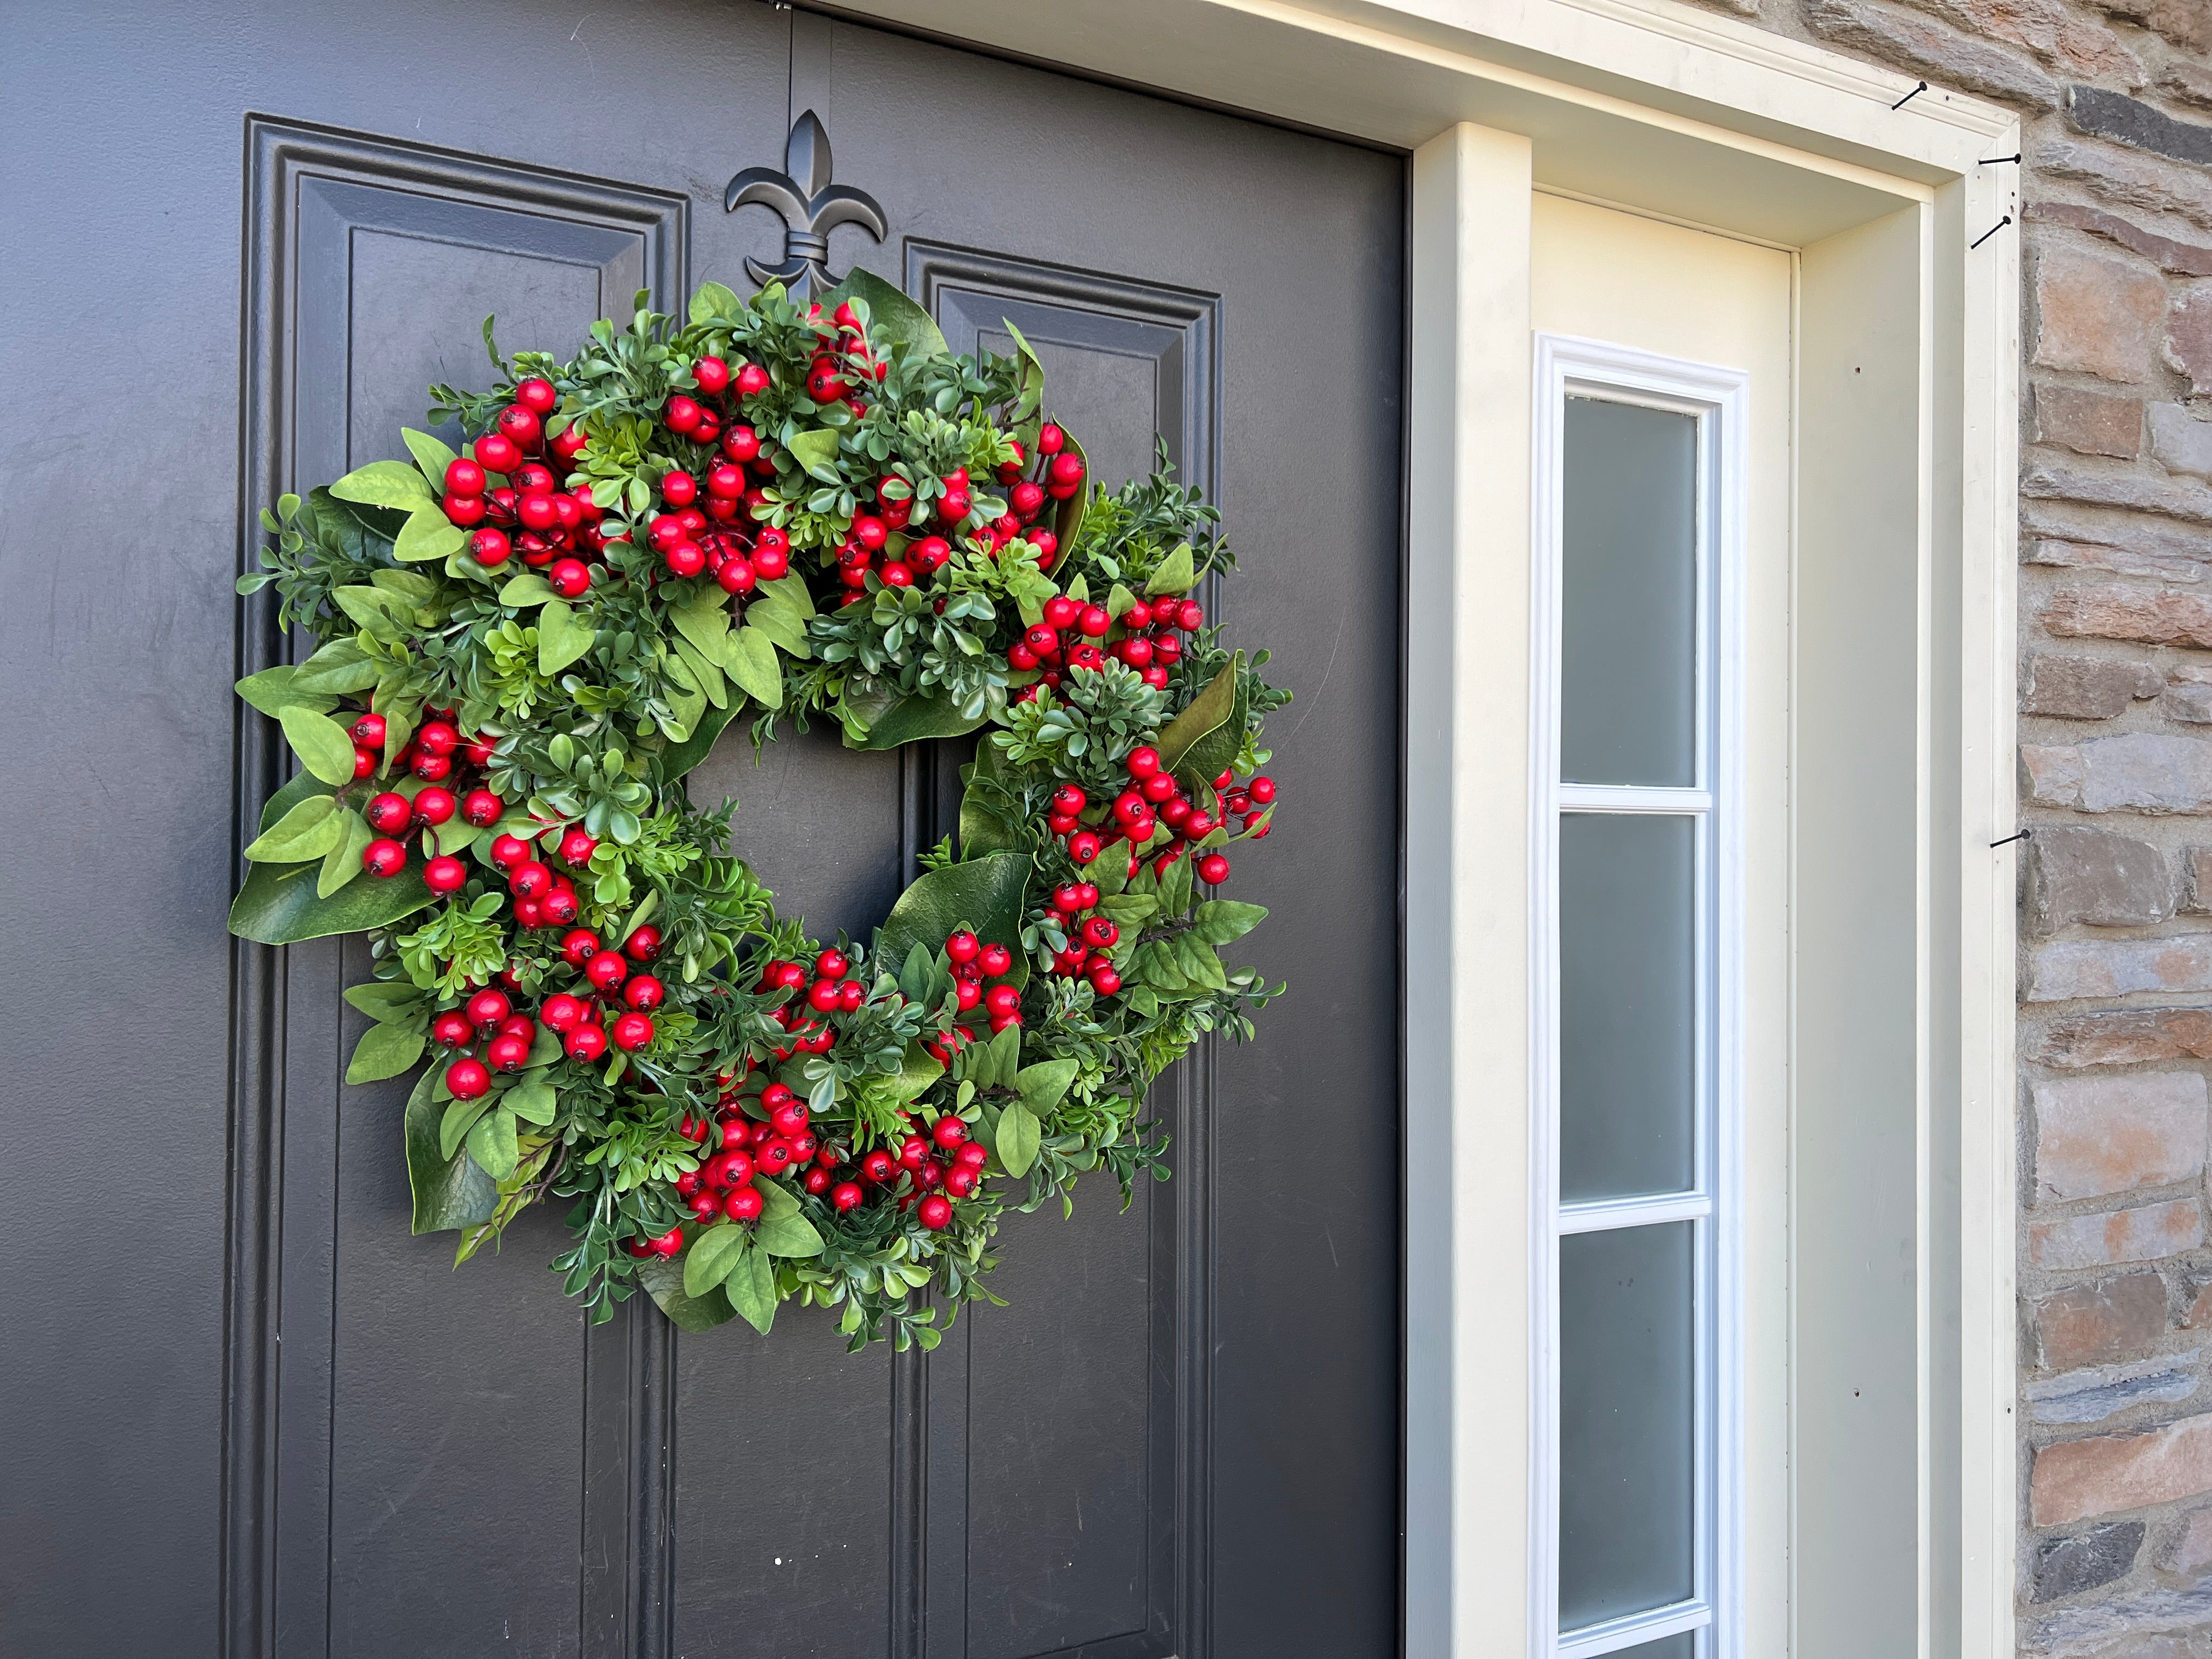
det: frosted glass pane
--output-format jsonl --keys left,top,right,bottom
{"left": 1560, "top": 814, "right": 1695, "bottom": 1202}
{"left": 1560, "top": 1222, "right": 1696, "bottom": 1630}
{"left": 1561, "top": 397, "right": 1697, "bottom": 787}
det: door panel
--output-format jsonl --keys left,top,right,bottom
{"left": 0, "top": 7, "right": 1401, "bottom": 1657}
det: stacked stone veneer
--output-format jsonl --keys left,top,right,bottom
{"left": 1681, "top": 0, "right": 2212, "bottom": 1649}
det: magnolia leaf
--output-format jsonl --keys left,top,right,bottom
{"left": 505, "top": 1075, "right": 557, "bottom": 1126}
{"left": 722, "top": 1234, "right": 778, "bottom": 1335}
{"left": 498, "top": 572, "right": 556, "bottom": 607}
{"left": 346, "top": 1020, "right": 425, "bottom": 1085}
{"left": 785, "top": 427, "right": 842, "bottom": 483}
{"left": 859, "top": 691, "right": 981, "bottom": 751}
{"left": 1154, "top": 652, "right": 1240, "bottom": 774}
{"left": 724, "top": 624, "right": 783, "bottom": 708}
{"left": 1144, "top": 541, "right": 1195, "bottom": 596}
{"left": 279, "top": 706, "right": 363, "bottom": 787}
{"left": 538, "top": 599, "right": 596, "bottom": 675}
{"left": 821, "top": 267, "right": 950, "bottom": 360}
{"left": 235, "top": 665, "right": 336, "bottom": 718}
{"left": 753, "top": 1205, "right": 825, "bottom": 1259}
{"left": 1014, "top": 1058, "right": 1079, "bottom": 1118}
{"left": 331, "top": 459, "right": 435, "bottom": 510}
{"left": 344, "top": 981, "right": 425, "bottom": 1023}
{"left": 998, "top": 1101, "right": 1042, "bottom": 1177}
{"left": 1051, "top": 429, "right": 1091, "bottom": 554}
{"left": 637, "top": 1252, "right": 739, "bottom": 1331}
{"left": 959, "top": 740, "right": 1025, "bottom": 858}
{"left": 684, "top": 1221, "right": 753, "bottom": 1296}
{"left": 400, "top": 426, "right": 460, "bottom": 487}
{"left": 1178, "top": 669, "right": 1249, "bottom": 792}
{"left": 466, "top": 1107, "right": 520, "bottom": 1181}
{"left": 318, "top": 808, "right": 375, "bottom": 897}
{"left": 230, "top": 845, "right": 433, "bottom": 944}
{"left": 662, "top": 699, "right": 741, "bottom": 781}
{"left": 689, "top": 280, "right": 743, "bottom": 324}
{"left": 405, "top": 1069, "right": 497, "bottom": 1234}
{"left": 1189, "top": 899, "right": 1267, "bottom": 945}
{"left": 242, "top": 793, "right": 341, "bottom": 862}
{"left": 874, "top": 852, "right": 1031, "bottom": 994}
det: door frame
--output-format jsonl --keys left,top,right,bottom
{"left": 826, "top": 2, "right": 2022, "bottom": 1652}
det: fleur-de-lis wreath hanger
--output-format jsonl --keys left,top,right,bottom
{"left": 724, "top": 110, "right": 888, "bottom": 301}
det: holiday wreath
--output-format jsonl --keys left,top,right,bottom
{"left": 231, "top": 270, "right": 1283, "bottom": 1349}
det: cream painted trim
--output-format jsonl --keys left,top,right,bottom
{"left": 822, "top": 3, "right": 2021, "bottom": 1653}
{"left": 1407, "top": 121, "right": 1536, "bottom": 1659}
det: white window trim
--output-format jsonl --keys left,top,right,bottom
{"left": 1528, "top": 336, "right": 1751, "bottom": 1659}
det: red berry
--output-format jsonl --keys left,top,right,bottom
{"left": 496, "top": 405, "right": 541, "bottom": 450}
{"left": 664, "top": 396, "right": 702, "bottom": 433}
{"left": 541, "top": 994, "right": 586, "bottom": 1032}
{"left": 558, "top": 828, "right": 597, "bottom": 866}
{"left": 560, "top": 930, "right": 600, "bottom": 968}
{"left": 611, "top": 1012, "right": 654, "bottom": 1052}
{"left": 918, "top": 1194, "right": 952, "bottom": 1230}
{"left": 662, "top": 471, "right": 697, "bottom": 508}
{"left": 1038, "top": 423, "right": 1064, "bottom": 455}
{"left": 565, "top": 1024, "right": 608, "bottom": 1062}
{"left": 716, "top": 557, "right": 757, "bottom": 594}
{"left": 360, "top": 837, "right": 408, "bottom": 878}
{"left": 770, "top": 1099, "right": 810, "bottom": 1138}
{"left": 651, "top": 1226, "right": 684, "bottom": 1257}
{"left": 364, "top": 792, "right": 411, "bottom": 834}
{"left": 832, "top": 1181, "right": 864, "bottom": 1211}
{"left": 445, "top": 1058, "right": 490, "bottom": 1101}
{"left": 983, "top": 984, "right": 1020, "bottom": 1018}
{"left": 586, "top": 952, "right": 629, "bottom": 992}
{"left": 623, "top": 975, "right": 664, "bottom": 1011}
{"left": 1078, "top": 605, "right": 1110, "bottom": 637}
{"left": 665, "top": 540, "right": 705, "bottom": 578}
{"left": 510, "top": 860, "right": 552, "bottom": 900}
{"left": 1088, "top": 966, "right": 1123, "bottom": 996}
{"left": 931, "top": 1115, "right": 968, "bottom": 1150}
{"left": 1049, "top": 453, "right": 1086, "bottom": 488}
{"left": 468, "top": 527, "right": 513, "bottom": 565}
{"left": 1081, "top": 916, "right": 1119, "bottom": 949}
{"left": 424, "top": 855, "right": 467, "bottom": 894}
{"left": 1025, "top": 624, "right": 1059, "bottom": 657}
{"left": 473, "top": 432, "right": 520, "bottom": 474}
{"left": 431, "top": 1011, "right": 473, "bottom": 1048}
{"left": 1051, "top": 785, "right": 1086, "bottom": 816}
{"left": 1069, "top": 831, "right": 1103, "bottom": 865}
{"left": 761, "top": 1084, "right": 794, "bottom": 1111}
{"left": 551, "top": 425, "right": 588, "bottom": 464}
{"left": 442, "top": 494, "right": 486, "bottom": 527}
{"left": 1053, "top": 884, "right": 1086, "bottom": 915}
{"left": 692, "top": 355, "right": 730, "bottom": 394}
{"left": 347, "top": 712, "right": 387, "bottom": 750}
{"left": 515, "top": 377, "right": 558, "bottom": 415}
{"left": 462, "top": 788, "right": 504, "bottom": 827}
{"left": 862, "top": 1150, "right": 896, "bottom": 1183}
{"left": 690, "top": 1192, "right": 724, "bottom": 1223}
{"left": 348, "top": 746, "right": 375, "bottom": 780}
{"left": 1126, "top": 746, "right": 1161, "bottom": 780}
{"left": 724, "top": 1187, "right": 764, "bottom": 1221}
{"left": 753, "top": 543, "right": 789, "bottom": 582}
{"left": 1177, "top": 600, "right": 1205, "bottom": 630}
{"left": 459, "top": 989, "right": 506, "bottom": 1030}
{"left": 548, "top": 558, "right": 591, "bottom": 599}
{"left": 946, "top": 930, "right": 980, "bottom": 964}
{"left": 1198, "top": 853, "right": 1231, "bottom": 884}
{"left": 979, "top": 943, "right": 1012, "bottom": 977}
{"left": 487, "top": 1033, "right": 531, "bottom": 1073}
{"left": 1249, "top": 776, "right": 1277, "bottom": 804}
{"left": 490, "top": 834, "right": 529, "bottom": 868}
{"left": 815, "top": 948, "right": 848, "bottom": 981}
{"left": 624, "top": 925, "right": 662, "bottom": 962}
{"left": 736, "top": 363, "right": 771, "bottom": 397}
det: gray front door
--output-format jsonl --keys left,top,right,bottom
{"left": 0, "top": 8, "right": 1404, "bottom": 1656}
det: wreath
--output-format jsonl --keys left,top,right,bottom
{"left": 231, "top": 270, "right": 1285, "bottom": 1350}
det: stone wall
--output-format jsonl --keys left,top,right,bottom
{"left": 1685, "top": 0, "right": 2212, "bottom": 1650}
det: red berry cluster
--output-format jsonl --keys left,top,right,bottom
{"left": 754, "top": 947, "right": 859, "bottom": 1060}
{"left": 431, "top": 987, "right": 543, "bottom": 1104}
{"left": 929, "top": 929, "right": 1023, "bottom": 1056}
{"left": 439, "top": 377, "right": 612, "bottom": 592}
{"left": 535, "top": 923, "right": 664, "bottom": 1063}
{"left": 1007, "top": 591, "right": 1202, "bottom": 700}
{"left": 354, "top": 708, "right": 503, "bottom": 887}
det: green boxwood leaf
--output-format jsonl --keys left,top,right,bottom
{"left": 466, "top": 1107, "right": 520, "bottom": 1180}
{"left": 637, "top": 1252, "right": 738, "bottom": 1331}
{"left": 689, "top": 280, "right": 743, "bottom": 324}
{"left": 998, "top": 1101, "right": 1042, "bottom": 1177}
{"left": 724, "top": 624, "right": 783, "bottom": 708}
{"left": 538, "top": 599, "right": 596, "bottom": 675}
{"left": 347, "top": 1021, "right": 425, "bottom": 1085}
{"left": 400, "top": 426, "right": 460, "bottom": 486}
{"left": 1144, "top": 540, "right": 1195, "bottom": 596}
{"left": 331, "top": 459, "right": 435, "bottom": 511}
{"left": 874, "top": 852, "right": 1031, "bottom": 995}
{"left": 243, "top": 793, "right": 341, "bottom": 862}
{"left": 279, "top": 706, "right": 362, "bottom": 787}
{"left": 405, "top": 1069, "right": 497, "bottom": 1234}
{"left": 394, "top": 507, "right": 465, "bottom": 563}
{"left": 235, "top": 665, "right": 337, "bottom": 718}
{"left": 684, "top": 1220, "right": 752, "bottom": 1296}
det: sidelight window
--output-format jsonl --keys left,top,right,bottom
{"left": 1531, "top": 338, "right": 1748, "bottom": 1659}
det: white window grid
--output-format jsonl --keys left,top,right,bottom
{"left": 1528, "top": 334, "right": 1751, "bottom": 1659}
